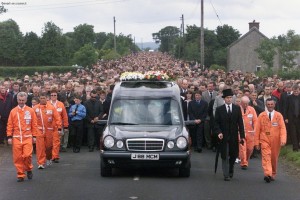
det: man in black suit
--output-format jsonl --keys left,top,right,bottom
{"left": 284, "top": 84, "right": 300, "bottom": 151}
{"left": 214, "top": 89, "right": 245, "bottom": 181}
{"left": 188, "top": 90, "right": 208, "bottom": 152}
{"left": 84, "top": 90, "right": 104, "bottom": 152}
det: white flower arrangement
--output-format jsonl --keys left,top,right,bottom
{"left": 120, "top": 71, "right": 172, "bottom": 81}
{"left": 120, "top": 72, "right": 145, "bottom": 81}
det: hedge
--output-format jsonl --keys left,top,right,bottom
{"left": 0, "top": 66, "right": 76, "bottom": 78}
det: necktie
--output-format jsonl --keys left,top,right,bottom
{"left": 269, "top": 112, "right": 271, "bottom": 121}
{"left": 210, "top": 92, "right": 212, "bottom": 99}
{"left": 228, "top": 105, "right": 231, "bottom": 114}
{"left": 244, "top": 108, "right": 246, "bottom": 114}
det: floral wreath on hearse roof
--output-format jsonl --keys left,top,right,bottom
{"left": 120, "top": 71, "right": 174, "bottom": 81}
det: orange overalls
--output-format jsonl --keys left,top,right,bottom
{"left": 49, "top": 100, "right": 68, "bottom": 160}
{"left": 7, "top": 106, "right": 38, "bottom": 179}
{"left": 255, "top": 111, "right": 286, "bottom": 178}
{"left": 33, "top": 103, "right": 61, "bottom": 166}
{"left": 239, "top": 105, "right": 257, "bottom": 167}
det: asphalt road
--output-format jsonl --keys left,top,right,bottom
{"left": 0, "top": 144, "right": 300, "bottom": 200}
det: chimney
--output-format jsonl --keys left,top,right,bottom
{"left": 249, "top": 20, "right": 259, "bottom": 30}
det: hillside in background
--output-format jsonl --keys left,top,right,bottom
{"left": 136, "top": 42, "right": 159, "bottom": 50}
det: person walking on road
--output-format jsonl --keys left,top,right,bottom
{"left": 239, "top": 96, "right": 257, "bottom": 170}
{"left": 33, "top": 93, "right": 62, "bottom": 169}
{"left": 49, "top": 89, "right": 69, "bottom": 163}
{"left": 7, "top": 92, "right": 38, "bottom": 182}
{"left": 255, "top": 98, "right": 286, "bottom": 183}
{"left": 214, "top": 89, "right": 245, "bottom": 181}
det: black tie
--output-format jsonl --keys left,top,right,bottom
{"left": 210, "top": 92, "right": 212, "bottom": 99}
{"left": 269, "top": 112, "right": 271, "bottom": 121}
{"left": 228, "top": 105, "right": 231, "bottom": 114}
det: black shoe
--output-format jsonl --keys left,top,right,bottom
{"left": 212, "top": 147, "right": 216, "bottom": 152}
{"left": 264, "top": 176, "right": 271, "bottom": 183}
{"left": 224, "top": 177, "right": 230, "bottom": 181}
{"left": 241, "top": 165, "right": 248, "bottom": 170}
{"left": 27, "top": 171, "right": 33, "bottom": 179}
{"left": 52, "top": 158, "right": 59, "bottom": 163}
{"left": 17, "top": 177, "right": 24, "bottom": 182}
{"left": 197, "top": 148, "right": 202, "bottom": 153}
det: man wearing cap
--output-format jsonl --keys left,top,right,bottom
{"left": 214, "top": 88, "right": 245, "bottom": 181}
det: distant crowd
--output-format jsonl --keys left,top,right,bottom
{"left": 0, "top": 51, "right": 299, "bottom": 182}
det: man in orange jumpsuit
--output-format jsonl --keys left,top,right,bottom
{"left": 7, "top": 92, "right": 38, "bottom": 182}
{"left": 239, "top": 96, "right": 257, "bottom": 170}
{"left": 49, "top": 89, "right": 68, "bottom": 163}
{"left": 33, "top": 92, "right": 61, "bottom": 169}
{"left": 255, "top": 98, "right": 286, "bottom": 183}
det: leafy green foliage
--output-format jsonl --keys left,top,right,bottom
{"left": 152, "top": 26, "right": 180, "bottom": 52}
{"left": 0, "top": 66, "right": 75, "bottom": 77}
{"left": 72, "top": 44, "right": 98, "bottom": 67}
{"left": 255, "top": 38, "right": 277, "bottom": 69}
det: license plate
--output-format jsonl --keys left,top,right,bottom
{"left": 131, "top": 153, "right": 159, "bottom": 160}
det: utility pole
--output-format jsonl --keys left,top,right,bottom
{"left": 113, "top": 16, "right": 117, "bottom": 53}
{"left": 179, "top": 14, "right": 185, "bottom": 58}
{"left": 200, "top": 0, "right": 204, "bottom": 70}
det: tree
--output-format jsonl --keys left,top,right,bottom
{"left": 0, "top": 6, "right": 7, "bottom": 14}
{"left": 216, "top": 24, "right": 241, "bottom": 47}
{"left": 277, "top": 30, "right": 300, "bottom": 68}
{"left": 255, "top": 38, "right": 277, "bottom": 69}
{"left": 152, "top": 26, "right": 180, "bottom": 52}
{"left": 72, "top": 44, "right": 98, "bottom": 67}
{"left": 21, "top": 32, "right": 41, "bottom": 66}
{"left": 73, "top": 23, "right": 95, "bottom": 51}
{"left": 40, "top": 21, "right": 68, "bottom": 65}
{"left": 0, "top": 19, "right": 23, "bottom": 66}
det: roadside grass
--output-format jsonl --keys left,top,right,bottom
{"left": 280, "top": 145, "right": 300, "bottom": 168}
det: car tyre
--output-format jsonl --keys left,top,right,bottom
{"left": 179, "top": 160, "right": 191, "bottom": 177}
{"left": 100, "top": 159, "right": 112, "bottom": 177}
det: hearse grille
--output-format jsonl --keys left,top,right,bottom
{"left": 126, "top": 138, "right": 164, "bottom": 151}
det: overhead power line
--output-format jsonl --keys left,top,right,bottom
{"left": 210, "top": 0, "right": 222, "bottom": 26}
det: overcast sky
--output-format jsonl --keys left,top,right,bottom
{"left": 1, "top": 0, "right": 300, "bottom": 42}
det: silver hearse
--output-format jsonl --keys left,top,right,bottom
{"left": 99, "top": 80, "right": 191, "bottom": 177}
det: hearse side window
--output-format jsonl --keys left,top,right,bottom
{"left": 110, "top": 99, "right": 181, "bottom": 125}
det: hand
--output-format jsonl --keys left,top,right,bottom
{"left": 240, "top": 138, "right": 245, "bottom": 145}
{"left": 285, "top": 119, "right": 288, "bottom": 123}
{"left": 7, "top": 138, "right": 12, "bottom": 145}
{"left": 253, "top": 101, "right": 257, "bottom": 106}
{"left": 91, "top": 120, "right": 94, "bottom": 123}
{"left": 218, "top": 133, "right": 223, "bottom": 140}
{"left": 32, "top": 137, "right": 36, "bottom": 144}
{"left": 94, "top": 117, "right": 99, "bottom": 121}
{"left": 280, "top": 141, "right": 286, "bottom": 146}
{"left": 255, "top": 145, "right": 260, "bottom": 150}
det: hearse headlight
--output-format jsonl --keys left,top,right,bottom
{"left": 116, "top": 140, "right": 124, "bottom": 148}
{"left": 104, "top": 136, "right": 115, "bottom": 148}
{"left": 167, "top": 141, "right": 175, "bottom": 149}
{"left": 176, "top": 137, "right": 187, "bottom": 149}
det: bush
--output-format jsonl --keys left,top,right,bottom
{"left": 209, "top": 64, "right": 226, "bottom": 71}
{"left": 0, "top": 66, "right": 76, "bottom": 78}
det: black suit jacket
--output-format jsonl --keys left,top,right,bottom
{"left": 284, "top": 94, "right": 300, "bottom": 120}
{"left": 279, "top": 92, "right": 292, "bottom": 116}
{"left": 84, "top": 99, "right": 104, "bottom": 127}
{"left": 214, "top": 104, "right": 245, "bottom": 159}
{"left": 188, "top": 100, "right": 208, "bottom": 122}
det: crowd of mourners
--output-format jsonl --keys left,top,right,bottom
{"left": 0, "top": 51, "right": 298, "bottom": 182}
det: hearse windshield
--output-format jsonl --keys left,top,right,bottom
{"left": 110, "top": 99, "right": 181, "bottom": 125}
